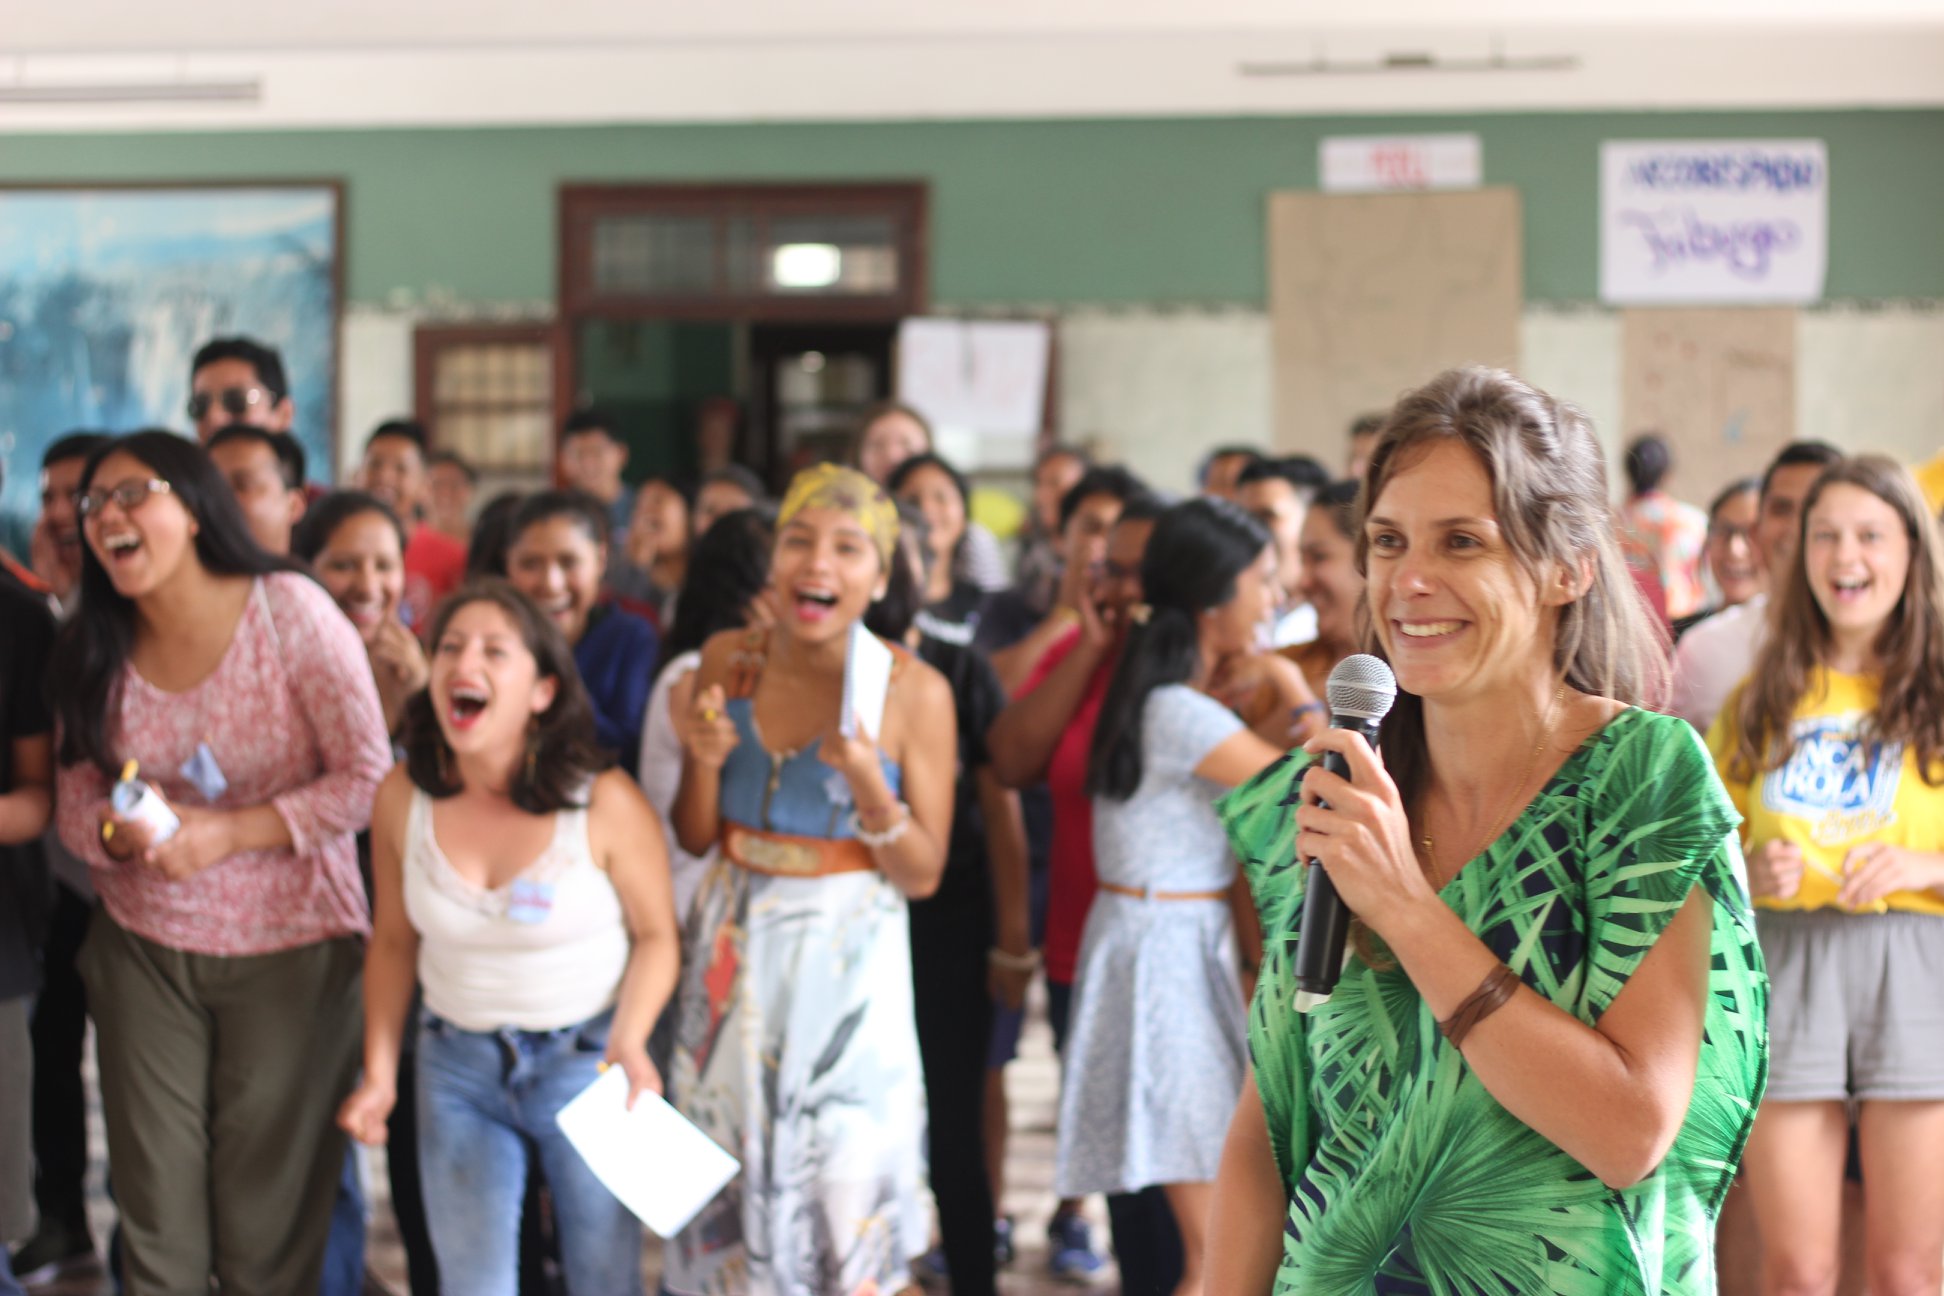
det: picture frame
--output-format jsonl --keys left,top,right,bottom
{"left": 0, "top": 179, "right": 343, "bottom": 534}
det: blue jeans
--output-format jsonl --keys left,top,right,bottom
{"left": 416, "top": 1008, "right": 642, "bottom": 1296}
{"left": 319, "top": 1146, "right": 366, "bottom": 1295}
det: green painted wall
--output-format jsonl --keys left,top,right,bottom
{"left": 3, "top": 110, "right": 1938, "bottom": 305}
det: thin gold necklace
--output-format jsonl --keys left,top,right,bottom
{"left": 1421, "top": 681, "right": 1568, "bottom": 886}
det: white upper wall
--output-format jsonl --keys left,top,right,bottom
{"left": 3, "top": 0, "right": 1942, "bottom": 131}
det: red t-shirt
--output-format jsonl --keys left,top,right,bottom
{"left": 402, "top": 523, "right": 467, "bottom": 631}
{"left": 1019, "top": 627, "right": 1118, "bottom": 987}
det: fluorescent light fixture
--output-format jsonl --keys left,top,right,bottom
{"left": 1240, "top": 52, "right": 1578, "bottom": 76}
{"left": 772, "top": 243, "right": 842, "bottom": 289}
{"left": 0, "top": 79, "right": 261, "bottom": 104}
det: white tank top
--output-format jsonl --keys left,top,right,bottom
{"left": 402, "top": 786, "right": 629, "bottom": 1032}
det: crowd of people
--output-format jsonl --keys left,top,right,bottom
{"left": 1, "top": 332, "right": 1943, "bottom": 1296}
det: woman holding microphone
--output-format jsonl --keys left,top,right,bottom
{"left": 1211, "top": 368, "right": 1766, "bottom": 1293}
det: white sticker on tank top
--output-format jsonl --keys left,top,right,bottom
{"left": 505, "top": 878, "right": 557, "bottom": 925}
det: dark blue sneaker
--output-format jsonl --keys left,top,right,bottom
{"left": 1046, "top": 1211, "right": 1106, "bottom": 1284}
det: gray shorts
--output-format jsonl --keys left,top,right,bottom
{"left": 0, "top": 994, "right": 33, "bottom": 1244}
{"left": 1758, "top": 908, "right": 1944, "bottom": 1103}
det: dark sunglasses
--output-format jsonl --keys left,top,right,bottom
{"left": 77, "top": 478, "right": 173, "bottom": 518}
{"left": 186, "top": 386, "right": 272, "bottom": 422}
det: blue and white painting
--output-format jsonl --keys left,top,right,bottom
{"left": 0, "top": 184, "right": 339, "bottom": 541}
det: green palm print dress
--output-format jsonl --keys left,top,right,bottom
{"left": 1217, "top": 708, "right": 1767, "bottom": 1294}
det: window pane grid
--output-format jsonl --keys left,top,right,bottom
{"left": 427, "top": 339, "right": 553, "bottom": 470}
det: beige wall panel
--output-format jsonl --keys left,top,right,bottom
{"left": 1268, "top": 188, "right": 1523, "bottom": 458}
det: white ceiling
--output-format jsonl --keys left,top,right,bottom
{"left": 4, "top": 0, "right": 1943, "bottom": 131}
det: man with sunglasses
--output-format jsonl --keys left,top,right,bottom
{"left": 188, "top": 337, "right": 294, "bottom": 445}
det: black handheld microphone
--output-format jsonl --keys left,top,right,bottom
{"left": 1293, "top": 653, "right": 1399, "bottom": 1005}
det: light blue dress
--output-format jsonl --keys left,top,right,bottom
{"left": 665, "top": 694, "right": 929, "bottom": 1296}
{"left": 1055, "top": 684, "right": 1249, "bottom": 1195}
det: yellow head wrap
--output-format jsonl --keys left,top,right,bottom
{"left": 777, "top": 463, "right": 901, "bottom": 568}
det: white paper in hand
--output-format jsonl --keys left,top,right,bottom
{"left": 841, "top": 622, "right": 894, "bottom": 739}
{"left": 554, "top": 1067, "right": 739, "bottom": 1238}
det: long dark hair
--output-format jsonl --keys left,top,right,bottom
{"left": 466, "top": 491, "right": 526, "bottom": 579}
{"left": 511, "top": 488, "right": 610, "bottom": 550}
{"left": 50, "top": 431, "right": 306, "bottom": 774}
{"left": 864, "top": 501, "right": 929, "bottom": 643}
{"left": 1727, "top": 455, "right": 1944, "bottom": 785}
{"left": 887, "top": 452, "right": 971, "bottom": 569}
{"left": 1357, "top": 368, "right": 1665, "bottom": 815}
{"left": 400, "top": 580, "right": 610, "bottom": 812}
{"left": 658, "top": 508, "right": 775, "bottom": 674}
{"left": 1087, "top": 498, "right": 1269, "bottom": 801}
{"left": 292, "top": 489, "right": 407, "bottom": 563}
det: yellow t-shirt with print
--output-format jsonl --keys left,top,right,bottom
{"left": 1708, "top": 668, "right": 1944, "bottom": 915}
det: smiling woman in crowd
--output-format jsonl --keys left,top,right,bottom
{"left": 1211, "top": 369, "right": 1765, "bottom": 1294}
{"left": 663, "top": 463, "right": 956, "bottom": 1296}
{"left": 48, "top": 430, "right": 391, "bottom": 1295}
{"left": 506, "top": 490, "right": 660, "bottom": 774}
{"left": 337, "top": 579, "right": 678, "bottom": 1296}
{"left": 1709, "top": 456, "right": 1944, "bottom": 1296}
{"left": 295, "top": 490, "right": 428, "bottom": 739}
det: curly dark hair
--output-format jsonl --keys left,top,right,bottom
{"left": 400, "top": 579, "right": 611, "bottom": 812}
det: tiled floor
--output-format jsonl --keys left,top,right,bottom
{"left": 25, "top": 979, "right": 1114, "bottom": 1295}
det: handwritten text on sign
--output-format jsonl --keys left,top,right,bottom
{"left": 1320, "top": 135, "right": 1482, "bottom": 193}
{"left": 1600, "top": 139, "right": 1827, "bottom": 305}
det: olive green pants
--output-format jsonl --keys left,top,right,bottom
{"left": 79, "top": 912, "right": 362, "bottom": 1296}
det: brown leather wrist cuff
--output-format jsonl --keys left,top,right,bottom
{"left": 1438, "top": 963, "right": 1521, "bottom": 1049}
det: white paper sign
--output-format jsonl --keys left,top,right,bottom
{"left": 1600, "top": 139, "right": 1828, "bottom": 305}
{"left": 841, "top": 621, "right": 893, "bottom": 740}
{"left": 554, "top": 1067, "right": 739, "bottom": 1239}
{"left": 895, "top": 317, "right": 1050, "bottom": 469}
{"left": 1320, "top": 134, "right": 1482, "bottom": 193}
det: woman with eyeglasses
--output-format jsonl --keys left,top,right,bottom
{"left": 1671, "top": 478, "right": 1762, "bottom": 642}
{"left": 48, "top": 431, "right": 392, "bottom": 1294}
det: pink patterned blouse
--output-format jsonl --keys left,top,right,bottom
{"left": 57, "top": 573, "right": 393, "bottom": 956}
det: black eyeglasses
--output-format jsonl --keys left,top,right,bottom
{"left": 78, "top": 478, "right": 173, "bottom": 518}
{"left": 186, "top": 386, "right": 271, "bottom": 422}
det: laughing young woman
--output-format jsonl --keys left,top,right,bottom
{"left": 1210, "top": 369, "right": 1766, "bottom": 1294}
{"left": 49, "top": 431, "right": 392, "bottom": 1295}
{"left": 506, "top": 490, "right": 660, "bottom": 774}
{"left": 336, "top": 580, "right": 679, "bottom": 1296}
{"left": 663, "top": 463, "right": 957, "bottom": 1296}
{"left": 295, "top": 490, "right": 428, "bottom": 739}
{"left": 1709, "top": 457, "right": 1944, "bottom": 1296}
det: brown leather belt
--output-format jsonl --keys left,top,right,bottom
{"left": 721, "top": 821, "right": 875, "bottom": 879}
{"left": 1098, "top": 881, "right": 1228, "bottom": 902}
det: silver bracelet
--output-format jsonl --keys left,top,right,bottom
{"left": 987, "top": 947, "right": 1041, "bottom": 972}
{"left": 850, "top": 804, "right": 911, "bottom": 850}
